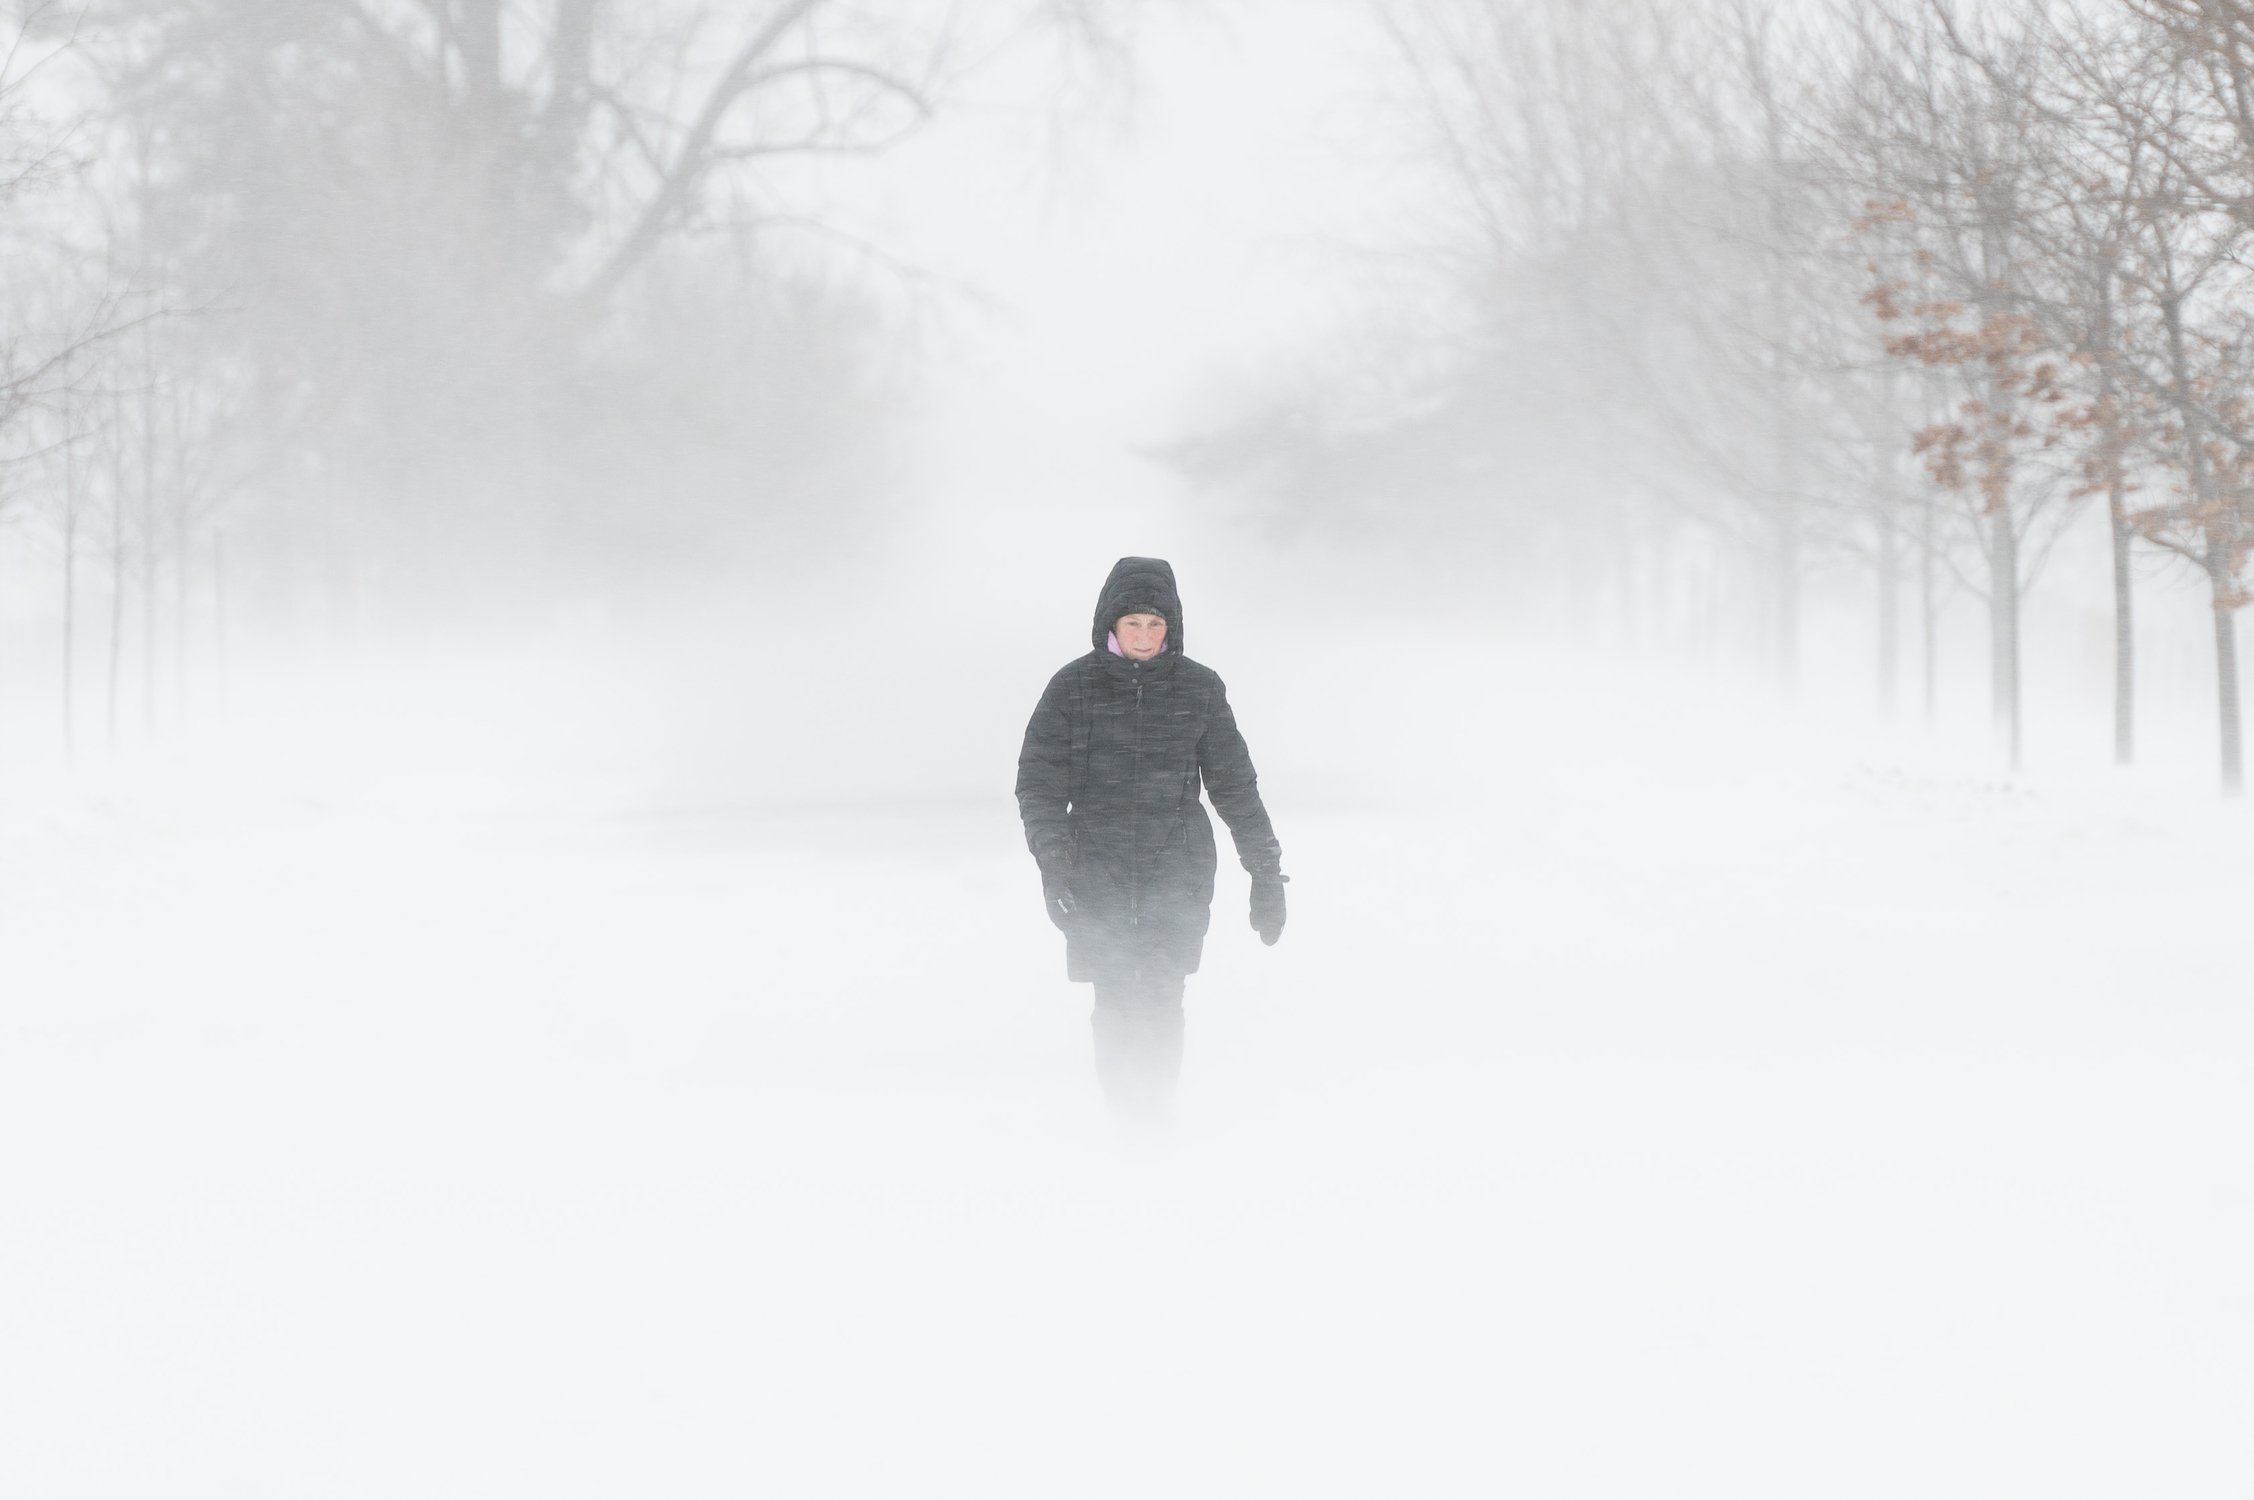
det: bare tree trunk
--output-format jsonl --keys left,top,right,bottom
{"left": 1876, "top": 509, "right": 1900, "bottom": 718}
{"left": 174, "top": 532, "right": 191, "bottom": 720}
{"left": 1775, "top": 509, "right": 1800, "bottom": 696}
{"left": 139, "top": 333, "right": 160, "bottom": 743}
{"left": 1688, "top": 547, "right": 1716, "bottom": 661}
{"left": 170, "top": 384, "right": 191, "bottom": 724}
{"left": 1989, "top": 505, "right": 2022, "bottom": 771}
{"left": 1761, "top": 84, "right": 1800, "bottom": 702}
{"left": 62, "top": 527, "right": 80, "bottom": 767}
{"left": 1920, "top": 483, "right": 1938, "bottom": 726}
{"left": 2109, "top": 491, "right": 2134, "bottom": 766}
{"left": 106, "top": 419, "right": 127, "bottom": 756}
{"left": 2159, "top": 287, "right": 2237, "bottom": 792}
{"left": 212, "top": 528, "right": 227, "bottom": 717}
{"left": 1705, "top": 550, "right": 1724, "bottom": 661}
{"left": 60, "top": 395, "right": 80, "bottom": 767}
{"left": 2211, "top": 560, "right": 2243, "bottom": 796}
{"left": 1651, "top": 523, "right": 1674, "bottom": 649}
{"left": 2096, "top": 269, "right": 2133, "bottom": 766}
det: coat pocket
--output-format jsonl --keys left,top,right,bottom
{"left": 1183, "top": 808, "right": 1218, "bottom": 910}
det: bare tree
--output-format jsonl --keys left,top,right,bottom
{"left": 0, "top": 5, "right": 91, "bottom": 458}
{"left": 2111, "top": 171, "right": 2254, "bottom": 794}
{"left": 1833, "top": 2, "right": 2119, "bottom": 771}
{"left": 2080, "top": 0, "right": 2254, "bottom": 792}
{"left": 42, "top": 0, "right": 1155, "bottom": 612}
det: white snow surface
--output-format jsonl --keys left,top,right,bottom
{"left": 3, "top": 633, "right": 2251, "bottom": 1498}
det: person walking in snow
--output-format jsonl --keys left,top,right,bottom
{"left": 1015, "top": 557, "right": 1288, "bottom": 1122}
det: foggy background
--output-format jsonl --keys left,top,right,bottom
{"left": 4, "top": 1, "right": 2251, "bottom": 1495}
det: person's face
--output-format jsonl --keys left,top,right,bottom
{"left": 1115, "top": 612, "right": 1167, "bottom": 661}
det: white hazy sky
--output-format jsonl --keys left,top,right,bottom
{"left": 860, "top": 0, "right": 1427, "bottom": 547}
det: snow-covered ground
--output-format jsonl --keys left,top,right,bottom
{"left": 4, "top": 633, "right": 2250, "bottom": 1498}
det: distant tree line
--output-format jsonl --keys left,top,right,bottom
{"left": 0, "top": 0, "right": 1137, "bottom": 763}
{"left": 1175, "top": 0, "right": 2254, "bottom": 796}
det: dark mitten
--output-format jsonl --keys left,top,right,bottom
{"left": 1039, "top": 860, "right": 1077, "bottom": 932}
{"left": 1250, "top": 871, "right": 1289, "bottom": 946}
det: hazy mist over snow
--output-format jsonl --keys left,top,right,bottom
{"left": 4, "top": 0, "right": 2254, "bottom": 1495}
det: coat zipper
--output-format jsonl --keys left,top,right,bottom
{"left": 1130, "top": 669, "right": 1144, "bottom": 926}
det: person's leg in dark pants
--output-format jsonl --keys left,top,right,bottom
{"left": 1090, "top": 968, "right": 1186, "bottom": 1125}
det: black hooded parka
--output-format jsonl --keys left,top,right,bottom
{"left": 1016, "top": 558, "right": 1282, "bottom": 983}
